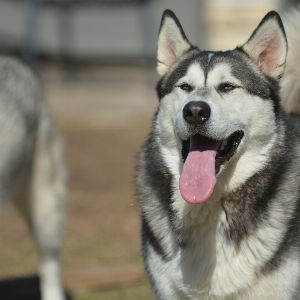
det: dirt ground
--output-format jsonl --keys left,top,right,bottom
{"left": 0, "top": 64, "right": 157, "bottom": 299}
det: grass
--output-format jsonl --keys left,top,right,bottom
{"left": 76, "top": 283, "right": 153, "bottom": 300}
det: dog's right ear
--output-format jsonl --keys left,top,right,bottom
{"left": 157, "top": 10, "right": 192, "bottom": 76}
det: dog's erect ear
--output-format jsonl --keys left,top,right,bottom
{"left": 241, "top": 11, "right": 287, "bottom": 79}
{"left": 157, "top": 10, "right": 193, "bottom": 76}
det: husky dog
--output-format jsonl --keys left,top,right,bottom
{"left": 137, "top": 9, "right": 300, "bottom": 300}
{"left": 0, "top": 58, "right": 66, "bottom": 300}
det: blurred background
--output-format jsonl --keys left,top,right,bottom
{"left": 0, "top": 0, "right": 295, "bottom": 299}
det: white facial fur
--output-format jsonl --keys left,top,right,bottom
{"left": 156, "top": 60, "right": 277, "bottom": 194}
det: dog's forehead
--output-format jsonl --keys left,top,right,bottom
{"left": 183, "top": 61, "right": 239, "bottom": 87}
{"left": 182, "top": 51, "right": 251, "bottom": 86}
{"left": 158, "top": 49, "right": 272, "bottom": 100}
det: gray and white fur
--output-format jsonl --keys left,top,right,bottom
{"left": 0, "top": 58, "right": 66, "bottom": 300}
{"left": 137, "top": 9, "right": 300, "bottom": 300}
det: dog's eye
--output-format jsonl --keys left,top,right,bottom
{"left": 218, "top": 82, "right": 237, "bottom": 93}
{"left": 178, "top": 83, "right": 194, "bottom": 92}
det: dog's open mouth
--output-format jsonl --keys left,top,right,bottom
{"left": 179, "top": 130, "right": 244, "bottom": 204}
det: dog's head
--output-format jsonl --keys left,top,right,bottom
{"left": 155, "top": 10, "right": 287, "bottom": 204}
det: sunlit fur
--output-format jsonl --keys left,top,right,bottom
{"left": 281, "top": 9, "right": 300, "bottom": 114}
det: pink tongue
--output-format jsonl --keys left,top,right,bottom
{"left": 179, "top": 137, "right": 217, "bottom": 204}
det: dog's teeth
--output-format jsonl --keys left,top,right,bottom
{"left": 220, "top": 140, "right": 227, "bottom": 151}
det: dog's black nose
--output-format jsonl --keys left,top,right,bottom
{"left": 183, "top": 101, "right": 211, "bottom": 124}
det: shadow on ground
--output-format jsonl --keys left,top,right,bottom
{"left": 0, "top": 275, "right": 72, "bottom": 300}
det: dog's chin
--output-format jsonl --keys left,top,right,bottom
{"left": 181, "top": 130, "right": 245, "bottom": 174}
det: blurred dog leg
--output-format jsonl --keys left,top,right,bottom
{"left": 14, "top": 104, "right": 67, "bottom": 300}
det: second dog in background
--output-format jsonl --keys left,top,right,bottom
{"left": 0, "top": 58, "right": 67, "bottom": 300}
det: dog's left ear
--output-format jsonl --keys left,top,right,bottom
{"left": 157, "top": 10, "right": 193, "bottom": 76}
{"left": 241, "top": 11, "right": 287, "bottom": 79}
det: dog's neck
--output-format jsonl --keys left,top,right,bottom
{"left": 171, "top": 181, "right": 289, "bottom": 297}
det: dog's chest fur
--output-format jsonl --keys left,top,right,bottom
{"left": 162, "top": 193, "right": 298, "bottom": 300}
